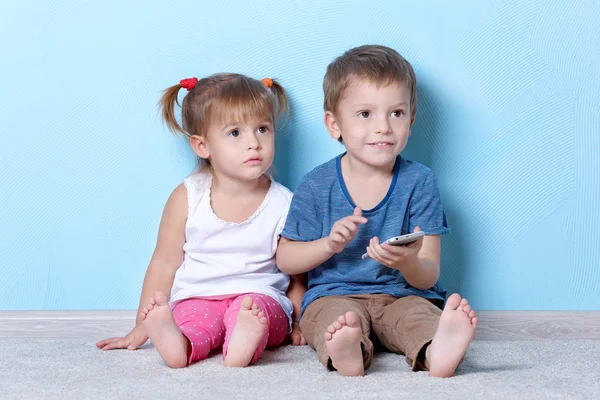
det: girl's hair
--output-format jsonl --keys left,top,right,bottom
{"left": 158, "top": 73, "right": 289, "bottom": 168}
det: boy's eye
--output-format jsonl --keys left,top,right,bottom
{"left": 391, "top": 110, "right": 405, "bottom": 117}
{"left": 229, "top": 129, "right": 241, "bottom": 137}
{"left": 257, "top": 126, "right": 269, "bottom": 134}
{"left": 359, "top": 111, "right": 370, "bottom": 118}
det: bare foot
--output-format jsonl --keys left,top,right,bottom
{"left": 223, "top": 296, "right": 268, "bottom": 367}
{"left": 141, "top": 291, "right": 189, "bottom": 368}
{"left": 325, "top": 311, "right": 364, "bottom": 377}
{"left": 427, "top": 293, "right": 478, "bottom": 378}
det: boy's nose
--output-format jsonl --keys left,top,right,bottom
{"left": 375, "top": 118, "right": 392, "bottom": 134}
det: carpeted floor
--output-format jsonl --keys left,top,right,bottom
{"left": 0, "top": 340, "right": 598, "bottom": 399}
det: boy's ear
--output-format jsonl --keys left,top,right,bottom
{"left": 325, "top": 111, "right": 342, "bottom": 141}
{"left": 190, "top": 135, "right": 210, "bottom": 160}
{"left": 409, "top": 114, "right": 416, "bottom": 135}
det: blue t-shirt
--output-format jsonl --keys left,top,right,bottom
{"left": 281, "top": 153, "right": 450, "bottom": 318}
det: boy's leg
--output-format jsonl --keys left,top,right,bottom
{"left": 299, "top": 295, "right": 373, "bottom": 375}
{"left": 371, "top": 293, "right": 477, "bottom": 377}
{"left": 370, "top": 295, "right": 441, "bottom": 371}
{"left": 222, "top": 293, "right": 288, "bottom": 367}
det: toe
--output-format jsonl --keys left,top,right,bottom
{"left": 472, "top": 317, "right": 478, "bottom": 327}
{"left": 333, "top": 321, "right": 343, "bottom": 330}
{"left": 463, "top": 305, "right": 472, "bottom": 314}
{"left": 468, "top": 310, "right": 476, "bottom": 319}
{"left": 324, "top": 331, "right": 332, "bottom": 341}
{"left": 327, "top": 325, "right": 336, "bottom": 334}
{"left": 344, "top": 311, "right": 359, "bottom": 327}
{"left": 445, "top": 293, "right": 462, "bottom": 310}
{"left": 240, "top": 295, "right": 254, "bottom": 311}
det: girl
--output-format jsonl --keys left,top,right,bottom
{"left": 96, "top": 73, "right": 306, "bottom": 368}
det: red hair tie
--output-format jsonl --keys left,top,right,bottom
{"left": 261, "top": 78, "right": 273, "bottom": 88}
{"left": 180, "top": 77, "right": 198, "bottom": 91}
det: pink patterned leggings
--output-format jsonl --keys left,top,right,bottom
{"left": 172, "top": 293, "right": 289, "bottom": 365}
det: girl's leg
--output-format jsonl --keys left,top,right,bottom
{"left": 172, "top": 297, "right": 228, "bottom": 365}
{"left": 222, "top": 293, "right": 289, "bottom": 367}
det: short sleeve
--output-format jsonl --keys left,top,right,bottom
{"left": 409, "top": 171, "right": 451, "bottom": 235}
{"left": 281, "top": 176, "right": 323, "bottom": 242}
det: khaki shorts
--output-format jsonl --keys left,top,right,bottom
{"left": 299, "top": 294, "right": 442, "bottom": 371}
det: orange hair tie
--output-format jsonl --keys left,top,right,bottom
{"left": 261, "top": 77, "right": 273, "bottom": 88}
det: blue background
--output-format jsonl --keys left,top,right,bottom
{"left": 1, "top": 0, "right": 599, "bottom": 310}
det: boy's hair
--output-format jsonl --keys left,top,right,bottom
{"left": 324, "top": 45, "right": 417, "bottom": 142}
{"left": 159, "top": 73, "right": 289, "bottom": 168}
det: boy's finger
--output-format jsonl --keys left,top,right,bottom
{"left": 383, "top": 243, "right": 408, "bottom": 255}
{"left": 337, "top": 225, "right": 352, "bottom": 241}
{"left": 353, "top": 207, "right": 363, "bottom": 217}
{"left": 345, "top": 215, "right": 368, "bottom": 225}
{"left": 340, "top": 219, "right": 359, "bottom": 234}
{"left": 331, "top": 233, "right": 345, "bottom": 243}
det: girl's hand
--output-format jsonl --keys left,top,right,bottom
{"left": 96, "top": 325, "right": 148, "bottom": 351}
{"left": 366, "top": 227, "right": 424, "bottom": 271}
{"left": 290, "top": 323, "right": 307, "bottom": 346}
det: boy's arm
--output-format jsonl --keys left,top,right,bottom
{"left": 367, "top": 230, "right": 440, "bottom": 290}
{"left": 396, "top": 233, "right": 441, "bottom": 289}
{"left": 278, "top": 207, "right": 367, "bottom": 275}
{"left": 276, "top": 237, "right": 334, "bottom": 274}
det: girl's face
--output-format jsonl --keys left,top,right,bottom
{"left": 193, "top": 116, "right": 275, "bottom": 182}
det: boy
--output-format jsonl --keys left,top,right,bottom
{"left": 277, "top": 45, "right": 477, "bottom": 377}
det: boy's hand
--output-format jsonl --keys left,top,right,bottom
{"left": 290, "top": 323, "right": 307, "bottom": 346}
{"left": 366, "top": 227, "right": 424, "bottom": 271}
{"left": 326, "top": 207, "right": 368, "bottom": 254}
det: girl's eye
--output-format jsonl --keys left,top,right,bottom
{"left": 229, "top": 129, "right": 240, "bottom": 138}
{"left": 391, "top": 110, "right": 405, "bottom": 117}
{"left": 257, "top": 126, "right": 269, "bottom": 134}
{"left": 359, "top": 111, "right": 370, "bottom": 118}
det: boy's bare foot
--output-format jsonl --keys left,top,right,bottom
{"left": 427, "top": 293, "right": 478, "bottom": 378}
{"left": 325, "top": 311, "right": 364, "bottom": 377}
{"left": 141, "top": 291, "right": 188, "bottom": 368}
{"left": 223, "top": 296, "right": 268, "bottom": 367}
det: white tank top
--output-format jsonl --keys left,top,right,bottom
{"left": 170, "top": 172, "right": 294, "bottom": 328}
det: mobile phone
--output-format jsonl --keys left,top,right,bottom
{"left": 361, "top": 231, "right": 425, "bottom": 260}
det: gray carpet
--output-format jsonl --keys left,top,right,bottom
{"left": 0, "top": 340, "right": 598, "bottom": 399}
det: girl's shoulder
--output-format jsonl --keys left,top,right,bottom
{"left": 269, "top": 179, "right": 293, "bottom": 207}
{"left": 183, "top": 171, "right": 211, "bottom": 195}
{"left": 182, "top": 171, "right": 212, "bottom": 212}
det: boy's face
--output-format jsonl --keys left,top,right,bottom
{"left": 326, "top": 78, "right": 413, "bottom": 169}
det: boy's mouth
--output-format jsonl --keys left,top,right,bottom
{"left": 367, "top": 141, "right": 393, "bottom": 148}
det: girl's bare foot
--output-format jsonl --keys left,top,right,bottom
{"left": 223, "top": 296, "right": 268, "bottom": 367}
{"left": 427, "top": 293, "right": 478, "bottom": 378}
{"left": 141, "top": 291, "right": 188, "bottom": 368}
{"left": 325, "top": 311, "right": 364, "bottom": 377}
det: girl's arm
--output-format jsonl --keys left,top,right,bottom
{"left": 96, "top": 183, "right": 188, "bottom": 350}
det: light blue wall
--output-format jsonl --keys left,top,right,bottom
{"left": 1, "top": 0, "right": 599, "bottom": 311}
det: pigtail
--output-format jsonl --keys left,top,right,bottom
{"left": 158, "top": 83, "right": 190, "bottom": 137}
{"left": 268, "top": 79, "right": 290, "bottom": 128}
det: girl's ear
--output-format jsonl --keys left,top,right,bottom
{"left": 190, "top": 135, "right": 210, "bottom": 160}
